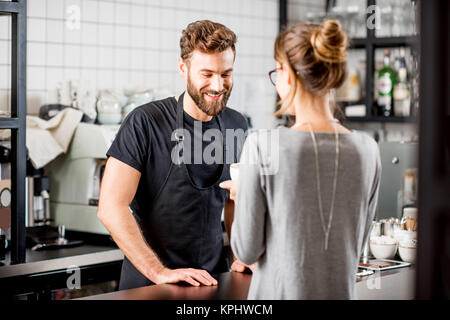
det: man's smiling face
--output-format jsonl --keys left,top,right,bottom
{"left": 183, "top": 48, "right": 235, "bottom": 116}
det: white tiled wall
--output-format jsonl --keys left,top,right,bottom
{"left": 0, "top": 0, "right": 280, "bottom": 129}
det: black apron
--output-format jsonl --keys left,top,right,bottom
{"left": 118, "top": 92, "right": 231, "bottom": 290}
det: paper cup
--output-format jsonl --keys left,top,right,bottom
{"left": 230, "top": 163, "right": 240, "bottom": 181}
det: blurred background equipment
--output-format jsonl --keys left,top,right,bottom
{"left": 47, "top": 123, "right": 120, "bottom": 235}
{"left": 378, "top": 141, "right": 417, "bottom": 220}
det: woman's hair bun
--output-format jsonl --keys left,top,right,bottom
{"left": 310, "top": 19, "right": 348, "bottom": 64}
{"left": 273, "top": 19, "right": 349, "bottom": 113}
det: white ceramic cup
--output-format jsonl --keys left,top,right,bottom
{"left": 230, "top": 163, "right": 240, "bottom": 181}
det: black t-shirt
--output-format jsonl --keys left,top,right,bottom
{"left": 183, "top": 110, "right": 223, "bottom": 188}
{"left": 106, "top": 96, "right": 248, "bottom": 218}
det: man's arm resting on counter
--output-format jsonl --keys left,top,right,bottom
{"left": 97, "top": 157, "right": 217, "bottom": 287}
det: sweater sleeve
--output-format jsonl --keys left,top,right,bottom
{"left": 230, "top": 132, "right": 267, "bottom": 265}
{"left": 360, "top": 143, "right": 382, "bottom": 256}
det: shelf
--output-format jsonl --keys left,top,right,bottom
{"left": 345, "top": 116, "right": 417, "bottom": 123}
{"left": 0, "top": 1, "right": 23, "bottom": 14}
{"left": 350, "top": 36, "right": 419, "bottom": 49}
{"left": 337, "top": 100, "right": 366, "bottom": 107}
{"left": 349, "top": 38, "right": 367, "bottom": 49}
{"left": 372, "top": 36, "right": 419, "bottom": 48}
{"left": 339, "top": 101, "right": 417, "bottom": 123}
{"left": 281, "top": 0, "right": 420, "bottom": 126}
{"left": 0, "top": 117, "right": 19, "bottom": 129}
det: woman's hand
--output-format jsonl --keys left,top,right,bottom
{"left": 231, "top": 259, "right": 255, "bottom": 273}
{"left": 219, "top": 180, "right": 237, "bottom": 201}
{"left": 220, "top": 180, "right": 256, "bottom": 273}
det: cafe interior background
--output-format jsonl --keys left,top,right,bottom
{"left": 0, "top": 0, "right": 448, "bottom": 300}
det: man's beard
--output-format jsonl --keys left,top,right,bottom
{"left": 186, "top": 75, "right": 232, "bottom": 117}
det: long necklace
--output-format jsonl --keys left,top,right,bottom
{"left": 291, "top": 119, "right": 340, "bottom": 250}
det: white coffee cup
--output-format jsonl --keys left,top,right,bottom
{"left": 230, "top": 163, "right": 240, "bottom": 181}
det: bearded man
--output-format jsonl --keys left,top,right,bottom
{"left": 98, "top": 20, "right": 251, "bottom": 290}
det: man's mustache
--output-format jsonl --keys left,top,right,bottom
{"left": 200, "top": 89, "right": 229, "bottom": 95}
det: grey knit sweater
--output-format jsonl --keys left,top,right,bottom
{"left": 231, "top": 127, "right": 381, "bottom": 299}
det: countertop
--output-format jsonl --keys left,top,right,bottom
{"left": 0, "top": 243, "right": 124, "bottom": 298}
{"left": 79, "top": 271, "right": 251, "bottom": 300}
{"left": 81, "top": 266, "right": 416, "bottom": 300}
{"left": 0, "top": 245, "right": 123, "bottom": 279}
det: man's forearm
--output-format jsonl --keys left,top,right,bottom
{"left": 224, "top": 199, "right": 235, "bottom": 242}
{"left": 224, "top": 199, "right": 237, "bottom": 261}
{"left": 98, "top": 206, "right": 165, "bottom": 282}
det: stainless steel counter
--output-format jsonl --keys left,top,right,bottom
{"left": 0, "top": 247, "right": 123, "bottom": 279}
{"left": 356, "top": 267, "right": 415, "bottom": 299}
{"left": 0, "top": 243, "right": 124, "bottom": 299}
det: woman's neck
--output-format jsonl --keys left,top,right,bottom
{"left": 292, "top": 93, "right": 334, "bottom": 125}
{"left": 290, "top": 93, "right": 352, "bottom": 133}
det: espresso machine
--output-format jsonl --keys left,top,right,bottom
{"left": 26, "top": 161, "right": 51, "bottom": 227}
{"left": 25, "top": 160, "right": 82, "bottom": 250}
{"left": 47, "top": 122, "right": 120, "bottom": 235}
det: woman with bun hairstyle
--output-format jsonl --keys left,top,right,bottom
{"left": 220, "top": 20, "right": 381, "bottom": 299}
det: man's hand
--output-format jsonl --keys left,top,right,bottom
{"left": 154, "top": 267, "right": 218, "bottom": 287}
{"left": 219, "top": 180, "right": 237, "bottom": 201}
{"left": 231, "top": 259, "right": 255, "bottom": 273}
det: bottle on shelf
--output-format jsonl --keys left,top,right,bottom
{"left": 377, "top": 49, "right": 397, "bottom": 117}
{"left": 393, "top": 48, "right": 401, "bottom": 73}
{"left": 397, "top": 168, "right": 418, "bottom": 219}
{"left": 335, "top": 66, "right": 361, "bottom": 102}
{"left": 401, "top": 167, "right": 418, "bottom": 233}
{"left": 410, "top": 53, "right": 420, "bottom": 117}
{"left": 402, "top": 168, "right": 417, "bottom": 208}
{"left": 394, "top": 49, "right": 411, "bottom": 117}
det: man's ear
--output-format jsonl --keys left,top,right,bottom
{"left": 178, "top": 57, "right": 187, "bottom": 77}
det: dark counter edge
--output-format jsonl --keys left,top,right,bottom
{"left": 81, "top": 266, "right": 416, "bottom": 300}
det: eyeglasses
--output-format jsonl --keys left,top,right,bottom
{"left": 268, "top": 67, "right": 282, "bottom": 86}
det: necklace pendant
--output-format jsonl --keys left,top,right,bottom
{"left": 324, "top": 233, "right": 329, "bottom": 251}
